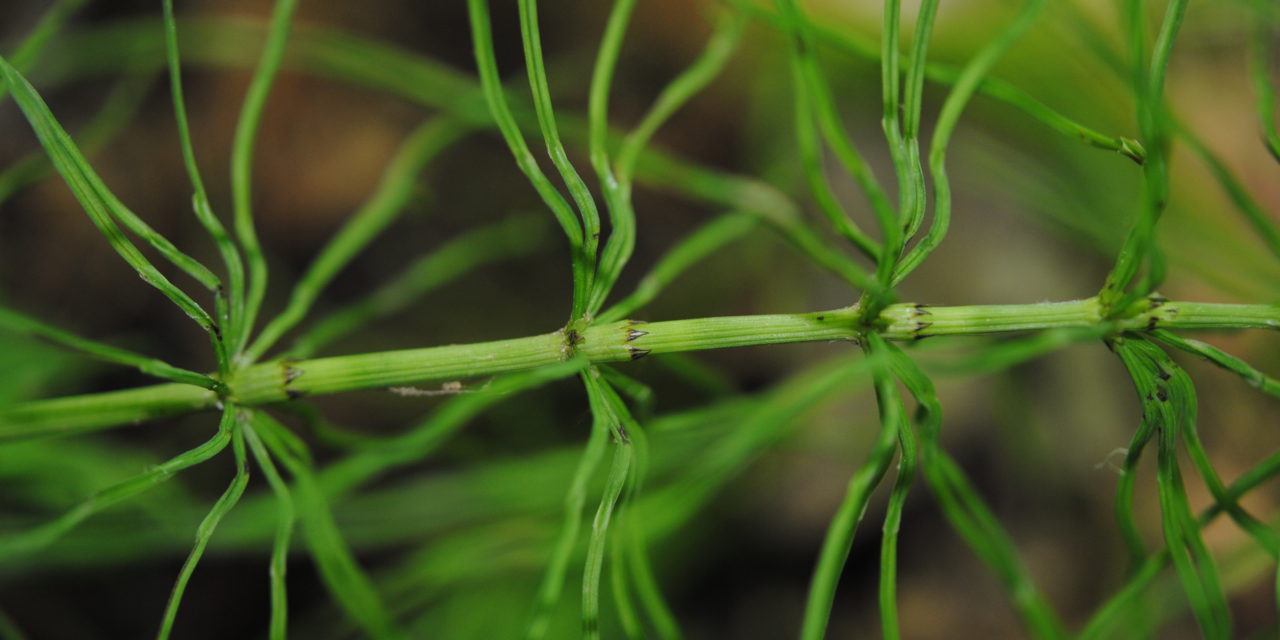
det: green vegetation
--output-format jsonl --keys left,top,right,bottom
{"left": 0, "top": 0, "right": 1277, "bottom": 637}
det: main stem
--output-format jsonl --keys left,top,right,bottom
{"left": 2, "top": 297, "right": 1275, "bottom": 440}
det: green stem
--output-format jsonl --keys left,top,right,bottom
{"left": 3, "top": 297, "right": 1276, "bottom": 440}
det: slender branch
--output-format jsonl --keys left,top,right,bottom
{"left": 2, "top": 297, "right": 1276, "bottom": 440}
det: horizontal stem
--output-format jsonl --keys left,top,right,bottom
{"left": 2, "top": 297, "right": 1276, "bottom": 440}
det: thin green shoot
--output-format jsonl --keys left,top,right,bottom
{"left": 0, "top": 406, "right": 237, "bottom": 561}
{"left": 890, "top": 0, "right": 942, "bottom": 248}
{"left": 466, "top": 0, "right": 590, "bottom": 320}
{"left": 243, "top": 420, "right": 296, "bottom": 640}
{"left": 775, "top": 0, "right": 882, "bottom": 260}
{"left": 251, "top": 410, "right": 403, "bottom": 640}
{"left": 228, "top": 0, "right": 301, "bottom": 358}
{"left": 0, "top": 0, "right": 91, "bottom": 105}
{"left": 597, "top": 212, "right": 755, "bottom": 323}
{"left": 1099, "top": 0, "right": 1187, "bottom": 315}
{"left": 156, "top": 418, "right": 249, "bottom": 640}
{"left": 0, "top": 305, "right": 224, "bottom": 392}
{"left": 287, "top": 215, "right": 549, "bottom": 359}
{"left": 518, "top": 0, "right": 603, "bottom": 308}
{"left": 1113, "top": 337, "right": 1230, "bottom": 637}
{"left": 581, "top": 370, "right": 636, "bottom": 640}
{"left": 246, "top": 118, "right": 471, "bottom": 362}
{"left": 1151, "top": 330, "right": 1280, "bottom": 397}
{"left": 893, "top": 0, "right": 1049, "bottom": 286}
{"left": 0, "top": 57, "right": 222, "bottom": 345}
{"left": 0, "top": 69, "right": 154, "bottom": 206}
{"left": 580, "top": 0, "right": 638, "bottom": 318}
{"left": 526, "top": 403, "right": 610, "bottom": 640}
{"left": 800, "top": 340, "right": 902, "bottom": 640}
{"left": 1247, "top": 4, "right": 1280, "bottom": 161}
{"left": 878, "top": 367, "right": 917, "bottom": 640}
{"left": 319, "top": 358, "right": 587, "bottom": 499}
{"left": 162, "top": 0, "right": 244, "bottom": 368}
{"left": 613, "top": 8, "right": 746, "bottom": 186}
{"left": 884, "top": 341, "right": 1068, "bottom": 639}
{"left": 1176, "top": 122, "right": 1280, "bottom": 262}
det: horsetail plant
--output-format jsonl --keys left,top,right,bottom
{"left": 1, "top": 0, "right": 1279, "bottom": 638}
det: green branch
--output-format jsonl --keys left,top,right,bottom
{"left": 2, "top": 297, "right": 1276, "bottom": 441}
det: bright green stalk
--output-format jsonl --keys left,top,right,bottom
{"left": 0, "top": 0, "right": 90, "bottom": 105}
{"left": 245, "top": 119, "right": 469, "bottom": 362}
{"left": 893, "top": 0, "right": 1048, "bottom": 286}
{"left": 156, "top": 420, "right": 249, "bottom": 640}
{"left": 287, "top": 215, "right": 547, "bottom": 359}
{"left": 519, "top": 0, "right": 603, "bottom": 284}
{"left": 5, "top": 297, "right": 1279, "bottom": 440}
{"left": 800, "top": 340, "right": 901, "bottom": 640}
{"left": 242, "top": 421, "right": 295, "bottom": 640}
{"left": 0, "top": 306, "right": 223, "bottom": 392}
{"left": 526, "top": 403, "right": 611, "bottom": 640}
{"left": 466, "top": 0, "right": 590, "bottom": 320}
{"left": 251, "top": 410, "right": 403, "bottom": 640}
{"left": 597, "top": 212, "right": 756, "bottom": 323}
{"left": 0, "top": 407, "right": 236, "bottom": 560}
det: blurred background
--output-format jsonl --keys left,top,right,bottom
{"left": 1, "top": 0, "right": 1278, "bottom": 637}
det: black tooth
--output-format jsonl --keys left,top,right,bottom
{"left": 628, "top": 346, "right": 651, "bottom": 361}
{"left": 626, "top": 328, "right": 648, "bottom": 342}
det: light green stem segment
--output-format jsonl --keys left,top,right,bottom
{"left": 2, "top": 298, "right": 1276, "bottom": 440}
